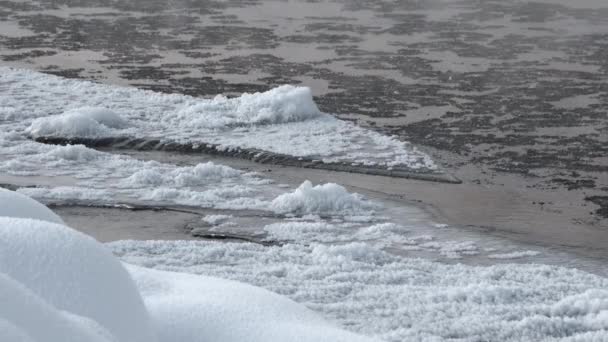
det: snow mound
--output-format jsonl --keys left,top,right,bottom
{"left": 0, "top": 271, "right": 115, "bottom": 342}
{"left": 0, "top": 216, "right": 153, "bottom": 342}
{"left": 176, "top": 85, "right": 321, "bottom": 128}
{"left": 27, "top": 107, "right": 127, "bottom": 138}
{"left": 0, "top": 189, "right": 64, "bottom": 224}
{"left": 270, "top": 180, "right": 374, "bottom": 215}
{"left": 128, "top": 265, "right": 376, "bottom": 342}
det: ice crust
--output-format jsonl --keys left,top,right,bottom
{"left": 0, "top": 67, "right": 436, "bottom": 170}
{"left": 0, "top": 192, "right": 377, "bottom": 342}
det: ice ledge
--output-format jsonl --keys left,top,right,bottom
{"left": 33, "top": 136, "right": 462, "bottom": 184}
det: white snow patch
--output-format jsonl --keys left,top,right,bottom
{"left": 270, "top": 180, "right": 374, "bottom": 215}
{"left": 175, "top": 85, "right": 321, "bottom": 127}
{"left": 128, "top": 264, "right": 375, "bottom": 342}
{"left": 27, "top": 107, "right": 128, "bottom": 138}
{"left": 111, "top": 239, "right": 608, "bottom": 342}
{"left": 0, "top": 189, "right": 65, "bottom": 224}
{"left": 202, "top": 214, "right": 233, "bottom": 226}
{"left": 488, "top": 250, "right": 541, "bottom": 259}
{"left": 0, "top": 217, "right": 153, "bottom": 342}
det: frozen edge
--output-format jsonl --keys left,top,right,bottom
{"left": 33, "top": 136, "right": 462, "bottom": 184}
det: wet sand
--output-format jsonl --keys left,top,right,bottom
{"left": 0, "top": 0, "right": 606, "bottom": 264}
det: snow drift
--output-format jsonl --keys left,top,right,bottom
{"left": 0, "top": 216, "right": 153, "bottom": 342}
{"left": 0, "top": 189, "right": 65, "bottom": 225}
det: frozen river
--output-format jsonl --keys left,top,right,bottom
{"left": 1, "top": 0, "right": 608, "bottom": 341}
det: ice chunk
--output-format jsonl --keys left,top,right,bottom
{"left": 270, "top": 180, "right": 375, "bottom": 215}
{"left": 26, "top": 107, "right": 127, "bottom": 138}
{"left": 176, "top": 85, "right": 321, "bottom": 128}
{"left": 0, "top": 189, "right": 64, "bottom": 224}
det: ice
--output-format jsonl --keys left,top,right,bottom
{"left": 0, "top": 188, "right": 65, "bottom": 225}
{"left": 26, "top": 107, "right": 128, "bottom": 138}
{"left": 270, "top": 180, "right": 375, "bottom": 216}
{"left": 0, "top": 67, "right": 436, "bottom": 171}
{"left": 112, "top": 239, "right": 608, "bottom": 342}
{"left": 488, "top": 250, "right": 541, "bottom": 259}
{"left": 202, "top": 214, "right": 233, "bottom": 226}
{"left": 122, "top": 162, "right": 243, "bottom": 188}
{"left": 174, "top": 85, "right": 321, "bottom": 127}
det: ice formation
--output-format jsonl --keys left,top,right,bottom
{"left": 1, "top": 67, "right": 436, "bottom": 170}
{"left": 27, "top": 107, "right": 128, "bottom": 138}
{"left": 270, "top": 180, "right": 374, "bottom": 215}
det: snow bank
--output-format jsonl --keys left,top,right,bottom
{"left": 27, "top": 107, "right": 127, "bottom": 138}
{"left": 175, "top": 85, "right": 321, "bottom": 128}
{"left": 0, "top": 189, "right": 64, "bottom": 224}
{"left": 0, "top": 271, "right": 115, "bottom": 342}
{"left": 128, "top": 265, "right": 375, "bottom": 342}
{"left": 270, "top": 180, "right": 374, "bottom": 215}
{"left": 0, "top": 217, "right": 153, "bottom": 342}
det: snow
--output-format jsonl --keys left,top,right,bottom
{"left": 0, "top": 192, "right": 378, "bottom": 342}
{"left": 0, "top": 67, "right": 436, "bottom": 171}
{"left": 122, "top": 162, "right": 243, "bottom": 188}
{"left": 128, "top": 265, "right": 375, "bottom": 342}
{"left": 26, "top": 107, "right": 128, "bottom": 138}
{"left": 0, "top": 216, "right": 153, "bottom": 342}
{"left": 202, "top": 214, "right": 233, "bottom": 225}
{"left": 0, "top": 271, "right": 114, "bottom": 342}
{"left": 112, "top": 239, "right": 608, "bottom": 342}
{"left": 174, "top": 85, "right": 322, "bottom": 127}
{"left": 270, "top": 180, "right": 375, "bottom": 215}
{"left": 488, "top": 250, "right": 541, "bottom": 259}
{"left": 1, "top": 66, "right": 608, "bottom": 342}
{"left": 0, "top": 189, "right": 65, "bottom": 225}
